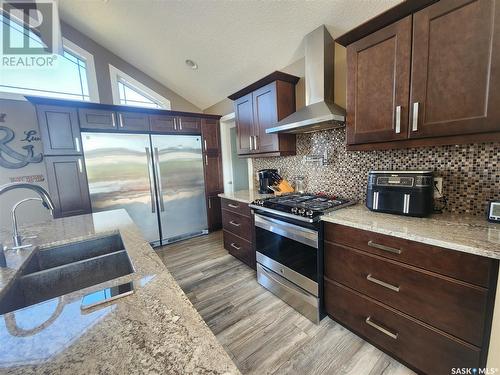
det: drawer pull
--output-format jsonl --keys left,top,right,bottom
{"left": 230, "top": 243, "right": 241, "bottom": 250}
{"left": 228, "top": 203, "right": 240, "bottom": 209}
{"left": 229, "top": 220, "right": 241, "bottom": 227}
{"left": 365, "top": 317, "right": 398, "bottom": 339}
{"left": 366, "top": 274, "right": 400, "bottom": 292}
{"left": 368, "top": 240, "right": 402, "bottom": 255}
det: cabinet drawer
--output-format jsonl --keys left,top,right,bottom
{"left": 222, "top": 209, "right": 252, "bottom": 241}
{"left": 324, "top": 223, "right": 494, "bottom": 287}
{"left": 221, "top": 198, "right": 251, "bottom": 217}
{"left": 325, "top": 242, "right": 488, "bottom": 346}
{"left": 78, "top": 109, "right": 117, "bottom": 130}
{"left": 324, "top": 280, "right": 481, "bottom": 374}
{"left": 116, "top": 112, "right": 149, "bottom": 131}
{"left": 223, "top": 230, "right": 255, "bottom": 269}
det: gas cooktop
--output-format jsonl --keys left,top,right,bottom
{"left": 250, "top": 193, "right": 356, "bottom": 222}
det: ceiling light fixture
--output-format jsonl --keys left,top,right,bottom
{"left": 185, "top": 59, "right": 198, "bottom": 70}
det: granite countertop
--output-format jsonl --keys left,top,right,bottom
{"left": 321, "top": 205, "right": 500, "bottom": 260}
{"left": 218, "top": 189, "right": 273, "bottom": 204}
{"left": 0, "top": 210, "right": 240, "bottom": 374}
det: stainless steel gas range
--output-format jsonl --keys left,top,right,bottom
{"left": 249, "top": 194, "right": 355, "bottom": 323}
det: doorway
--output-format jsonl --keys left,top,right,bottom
{"left": 220, "top": 114, "right": 252, "bottom": 193}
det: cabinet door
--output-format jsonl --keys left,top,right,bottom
{"left": 203, "top": 153, "right": 223, "bottom": 195}
{"left": 207, "top": 196, "right": 222, "bottom": 232}
{"left": 409, "top": 0, "right": 500, "bottom": 138}
{"left": 116, "top": 112, "right": 149, "bottom": 132}
{"left": 253, "top": 82, "right": 278, "bottom": 153}
{"left": 234, "top": 93, "right": 254, "bottom": 154}
{"left": 346, "top": 16, "right": 412, "bottom": 145}
{"left": 78, "top": 109, "right": 117, "bottom": 130}
{"left": 150, "top": 114, "right": 177, "bottom": 132}
{"left": 36, "top": 105, "right": 82, "bottom": 156}
{"left": 177, "top": 116, "right": 201, "bottom": 134}
{"left": 45, "top": 155, "right": 91, "bottom": 218}
{"left": 201, "top": 118, "right": 221, "bottom": 154}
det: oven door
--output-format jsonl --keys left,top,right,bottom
{"left": 254, "top": 213, "right": 319, "bottom": 296}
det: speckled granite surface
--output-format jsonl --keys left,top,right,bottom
{"left": 321, "top": 205, "right": 500, "bottom": 259}
{"left": 218, "top": 190, "right": 272, "bottom": 204}
{"left": 0, "top": 210, "right": 240, "bottom": 374}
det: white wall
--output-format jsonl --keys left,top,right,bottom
{"left": 0, "top": 99, "right": 51, "bottom": 231}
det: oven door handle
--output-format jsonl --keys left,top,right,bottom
{"left": 254, "top": 214, "right": 318, "bottom": 248}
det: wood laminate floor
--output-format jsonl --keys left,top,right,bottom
{"left": 157, "top": 231, "right": 415, "bottom": 375}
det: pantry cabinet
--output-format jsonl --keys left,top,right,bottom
{"left": 341, "top": 0, "right": 500, "bottom": 149}
{"left": 229, "top": 72, "right": 299, "bottom": 157}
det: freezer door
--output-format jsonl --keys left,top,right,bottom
{"left": 81, "top": 133, "right": 160, "bottom": 243}
{"left": 151, "top": 135, "right": 208, "bottom": 243}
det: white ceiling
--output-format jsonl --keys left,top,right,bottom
{"left": 58, "top": 0, "right": 402, "bottom": 110}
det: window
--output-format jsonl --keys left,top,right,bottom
{"left": 0, "top": 13, "right": 99, "bottom": 101}
{"left": 109, "top": 65, "right": 170, "bottom": 109}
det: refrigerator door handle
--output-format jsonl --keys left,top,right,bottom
{"left": 153, "top": 147, "right": 165, "bottom": 212}
{"left": 145, "top": 147, "right": 156, "bottom": 213}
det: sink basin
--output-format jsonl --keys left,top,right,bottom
{"left": 21, "top": 234, "right": 124, "bottom": 275}
{"left": 0, "top": 235, "right": 134, "bottom": 315}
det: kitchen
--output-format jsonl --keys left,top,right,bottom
{"left": 0, "top": 0, "right": 499, "bottom": 374}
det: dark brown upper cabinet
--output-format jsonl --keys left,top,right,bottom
{"left": 78, "top": 108, "right": 118, "bottom": 130}
{"left": 229, "top": 72, "right": 299, "bottom": 157}
{"left": 177, "top": 116, "right": 201, "bottom": 134}
{"left": 149, "top": 114, "right": 201, "bottom": 134}
{"left": 409, "top": 0, "right": 500, "bottom": 139}
{"left": 36, "top": 105, "right": 83, "bottom": 156}
{"left": 45, "top": 155, "right": 92, "bottom": 218}
{"left": 340, "top": 0, "right": 500, "bottom": 149}
{"left": 201, "top": 118, "right": 221, "bottom": 154}
{"left": 149, "top": 114, "right": 176, "bottom": 132}
{"left": 116, "top": 111, "right": 149, "bottom": 131}
{"left": 346, "top": 16, "right": 411, "bottom": 145}
{"left": 203, "top": 153, "right": 223, "bottom": 194}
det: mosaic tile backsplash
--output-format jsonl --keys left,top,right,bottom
{"left": 253, "top": 128, "right": 500, "bottom": 216}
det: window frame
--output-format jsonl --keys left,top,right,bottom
{"left": 0, "top": 37, "right": 100, "bottom": 102}
{"left": 109, "top": 64, "right": 171, "bottom": 109}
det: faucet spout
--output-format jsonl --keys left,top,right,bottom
{"left": 0, "top": 183, "right": 55, "bottom": 212}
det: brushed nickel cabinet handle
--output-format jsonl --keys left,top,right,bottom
{"left": 179, "top": 118, "right": 182, "bottom": 130}
{"left": 249, "top": 136, "right": 253, "bottom": 151}
{"left": 205, "top": 154, "right": 208, "bottom": 166}
{"left": 229, "top": 220, "right": 241, "bottom": 227}
{"left": 118, "top": 113, "right": 124, "bottom": 128}
{"left": 230, "top": 243, "right": 241, "bottom": 250}
{"left": 412, "top": 102, "right": 419, "bottom": 131}
{"left": 365, "top": 317, "right": 398, "bottom": 339}
{"left": 173, "top": 118, "right": 177, "bottom": 130}
{"left": 228, "top": 203, "right": 240, "bottom": 209}
{"left": 111, "top": 113, "right": 116, "bottom": 127}
{"left": 368, "top": 240, "right": 402, "bottom": 255}
{"left": 208, "top": 197, "right": 211, "bottom": 209}
{"left": 204, "top": 139, "right": 207, "bottom": 151}
{"left": 366, "top": 274, "right": 400, "bottom": 292}
{"left": 395, "top": 105, "right": 401, "bottom": 134}
{"left": 77, "top": 158, "right": 83, "bottom": 173}
{"left": 74, "top": 137, "right": 81, "bottom": 153}
{"left": 254, "top": 135, "right": 259, "bottom": 149}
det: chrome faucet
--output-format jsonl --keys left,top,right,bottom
{"left": 0, "top": 183, "right": 55, "bottom": 251}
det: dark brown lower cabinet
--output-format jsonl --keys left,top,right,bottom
{"left": 221, "top": 198, "right": 255, "bottom": 269}
{"left": 206, "top": 196, "right": 222, "bottom": 231}
{"left": 44, "top": 156, "right": 91, "bottom": 218}
{"left": 323, "top": 222, "right": 498, "bottom": 374}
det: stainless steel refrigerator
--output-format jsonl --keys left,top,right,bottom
{"left": 81, "top": 132, "right": 208, "bottom": 246}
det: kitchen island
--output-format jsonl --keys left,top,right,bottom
{"left": 0, "top": 210, "right": 240, "bottom": 375}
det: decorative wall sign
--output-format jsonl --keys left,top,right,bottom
{"left": 0, "top": 126, "right": 43, "bottom": 169}
{"left": 9, "top": 174, "right": 45, "bottom": 183}
{"left": 20, "top": 130, "right": 41, "bottom": 143}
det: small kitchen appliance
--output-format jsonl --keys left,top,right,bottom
{"left": 366, "top": 171, "right": 434, "bottom": 217}
{"left": 257, "top": 169, "right": 279, "bottom": 194}
{"left": 487, "top": 201, "right": 500, "bottom": 223}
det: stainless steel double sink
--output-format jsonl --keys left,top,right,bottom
{"left": 0, "top": 234, "right": 134, "bottom": 315}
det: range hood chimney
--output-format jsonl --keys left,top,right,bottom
{"left": 266, "top": 25, "right": 345, "bottom": 134}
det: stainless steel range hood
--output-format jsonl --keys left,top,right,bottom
{"left": 266, "top": 26, "right": 345, "bottom": 134}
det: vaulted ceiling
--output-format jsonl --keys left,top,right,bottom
{"left": 58, "top": 0, "right": 401, "bottom": 110}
